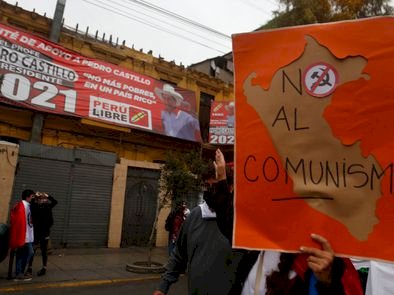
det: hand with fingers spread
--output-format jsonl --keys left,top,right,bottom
{"left": 300, "top": 233, "right": 335, "bottom": 285}
{"left": 213, "top": 149, "right": 226, "bottom": 181}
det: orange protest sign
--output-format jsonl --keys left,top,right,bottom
{"left": 232, "top": 17, "right": 394, "bottom": 262}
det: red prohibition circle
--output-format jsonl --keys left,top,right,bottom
{"left": 303, "top": 62, "right": 339, "bottom": 98}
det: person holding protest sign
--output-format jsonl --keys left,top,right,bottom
{"left": 212, "top": 149, "right": 363, "bottom": 295}
{"left": 153, "top": 155, "right": 241, "bottom": 295}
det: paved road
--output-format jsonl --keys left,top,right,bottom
{"left": 9, "top": 276, "right": 187, "bottom": 295}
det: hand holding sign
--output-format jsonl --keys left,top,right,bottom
{"left": 300, "top": 233, "right": 334, "bottom": 285}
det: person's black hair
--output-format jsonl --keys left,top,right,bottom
{"left": 266, "top": 253, "right": 297, "bottom": 295}
{"left": 226, "top": 166, "right": 234, "bottom": 186}
{"left": 22, "top": 189, "right": 34, "bottom": 200}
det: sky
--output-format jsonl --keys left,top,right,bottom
{"left": 3, "top": 0, "right": 280, "bottom": 66}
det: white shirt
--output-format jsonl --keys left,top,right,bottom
{"left": 22, "top": 200, "right": 34, "bottom": 243}
{"left": 199, "top": 202, "right": 216, "bottom": 218}
{"left": 161, "top": 110, "right": 178, "bottom": 137}
{"left": 366, "top": 261, "right": 394, "bottom": 295}
{"left": 161, "top": 110, "right": 199, "bottom": 140}
{"left": 241, "top": 251, "right": 296, "bottom": 295}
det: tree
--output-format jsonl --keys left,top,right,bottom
{"left": 152, "top": 149, "right": 209, "bottom": 257}
{"left": 160, "top": 150, "right": 209, "bottom": 206}
{"left": 262, "top": 0, "right": 393, "bottom": 29}
{"left": 127, "top": 149, "right": 209, "bottom": 273}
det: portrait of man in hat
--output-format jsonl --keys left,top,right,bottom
{"left": 155, "top": 84, "right": 201, "bottom": 142}
{"left": 225, "top": 101, "right": 235, "bottom": 128}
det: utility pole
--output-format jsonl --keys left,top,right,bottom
{"left": 49, "top": 0, "right": 66, "bottom": 42}
{"left": 30, "top": 0, "right": 66, "bottom": 142}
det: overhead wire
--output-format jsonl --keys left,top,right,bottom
{"left": 240, "top": 0, "right": 273, "bottom": 16}
{"left": 124, "top": 0, "right": 231, "bottom": 40}
{"left": 81, "top": 0, "right": 229, "bottom": 54}
{"left": 108, "top": 0, "right": 231, "bottom": 50}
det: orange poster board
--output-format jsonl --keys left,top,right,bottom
{"left": 232, "top": 17, "right": 394, "bottom": 262}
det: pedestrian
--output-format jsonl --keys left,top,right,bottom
{"left": 212, "top": 149, "right": 363, "bottom": 295}
{"left": 165, "top": 201, "right": 189, "bottom": 255}
{"left": 26, "top": 191, "right": 57, "bottom": 277}
{"left": 0, "top": 223, "right": 9, "bottom": 263}
{"left": 153, "top": 157, "right": 240, "bottom": 295}
{"left": 9, "top": 189, "right": 35, "bottom": 281}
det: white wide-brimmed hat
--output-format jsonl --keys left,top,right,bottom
{"left": 225, "top": 101, "right": 235, "bottom": 111}
{"left": 155, "top": 84, "right": 183, "bottom": 107}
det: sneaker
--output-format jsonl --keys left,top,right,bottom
{"left": 37, "top": 268, "right": 46, "bottom": 276}
{"left": 14, "top": 274, "right": 24, "bottom": 281}
{"left": 25, "top": 267, "right": 32, "bottom": 276}
{"left": 23, "top": 273, "right": 32, "bottom": 281}
{"left": 14, "top": 274, "right": 32, "bottom": 281}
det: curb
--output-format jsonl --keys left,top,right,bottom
{"left": 0, "top": 275, "right": 162, "bottom": 293}
{"left": 126, "top": 261, "right": 165, "bottom": 274}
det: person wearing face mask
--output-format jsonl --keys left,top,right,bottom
{"left": 153, "top": 150, "right": 240, "bottom": 295}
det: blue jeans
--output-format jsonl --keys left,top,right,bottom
{"left": 168, "top": 240, "right": 176, "bottom": 256}
{"left": 15, "top": 243, "right": 34, "bottom": 276}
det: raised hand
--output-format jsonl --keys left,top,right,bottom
{"left": 300, "top": 233, "right": 334, "bottom": 284}
{"left": 213, "top": 149, "right": 226, "bottom": 181}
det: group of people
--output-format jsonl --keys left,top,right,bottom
{"left": 154, "top": 149, "right": 364, "bottom": 295}
{"left": 9, "top": 189, "right": 57, "bottom": 281}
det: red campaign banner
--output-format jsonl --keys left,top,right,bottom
{"left": 0, "top": 23, "right": 201, "bottom": 142}
{"left": 208, "top": 101, "right": 234, "bottom": 145}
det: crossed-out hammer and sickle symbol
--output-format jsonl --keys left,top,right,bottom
{"left": 311, "top": 67, "right": 332, "bottom": 88}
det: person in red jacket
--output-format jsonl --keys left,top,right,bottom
{"left": 9, "top": 189, "right": 35, "bottom": 281}
{"left": 165, "top": 201, "right": 189, "bottom": 255}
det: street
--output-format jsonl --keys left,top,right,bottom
{"left": 9, "top": 276, "right": 187, "bottom": 295}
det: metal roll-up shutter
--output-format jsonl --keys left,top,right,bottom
{"left": 11, "top": 156, "right": 72, "bottom": 248}
{"left": 66, "top": 163, "right": 114, "bottom": 248}
{"left": 11, "top": 142, "right": 117, "bottom": 248}
{"left": 63, "top": 148, "right": 116, "bottom": 248}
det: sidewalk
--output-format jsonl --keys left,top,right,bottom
{"left": 0, "top": 246, "right": 169, "bottom": 292}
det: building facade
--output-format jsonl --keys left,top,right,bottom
{"left": 0, "top": 1, "right": 234, "bottom": 248}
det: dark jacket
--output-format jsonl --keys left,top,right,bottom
{"left": 31, "top": 195, "right": 57, "bottom": 240}
{"left": 158, "top": 204, "right": 242, "bottom": 295}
